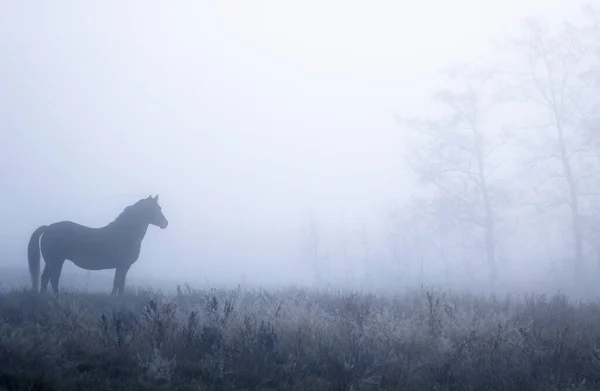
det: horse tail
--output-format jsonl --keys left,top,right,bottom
{"left": 28, "top": 225, "right": 47, "bottom": 292}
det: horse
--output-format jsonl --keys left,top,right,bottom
{"left": 27, "top": 195, "right": 168, "bottom": 296}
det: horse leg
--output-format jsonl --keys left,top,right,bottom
{"left": 40, "top": 263, "right": 51, "bottom": 293}
{"left": 49, "top": 260, "right": 65, "bottom": 295}
{"left": 118, "top": 266, "right": 130, "bottom": 296}
{"left": 112, "top": 266, "right": 129, "bottom": 296}
{"left": 111, "top": 269, "right": 119, "bottom": 295}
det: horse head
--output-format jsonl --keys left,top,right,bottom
{"left": 140, "top": 194, "right": 169, "bottom": 229}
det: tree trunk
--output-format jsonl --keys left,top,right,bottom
{"left": 555, "top": 116, "right": 583, "bottom": 277}
{"left": 474, "top": 128, "right": 498, "bottom": 283}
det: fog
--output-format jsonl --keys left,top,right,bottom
{"left": 1, "top": 1, "right": 594, "bottom": 295}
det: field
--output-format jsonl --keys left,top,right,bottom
{"left": 0, "top": 282, "right": 600, "bottom": 391}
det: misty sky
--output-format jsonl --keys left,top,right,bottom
{"left": 0, "top": 0, "right": 578, "bottom": 286}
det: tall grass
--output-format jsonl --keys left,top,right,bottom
{"left": 0, "top": 285, "right": 599, "bottom": 390}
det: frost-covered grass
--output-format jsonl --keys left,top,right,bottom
{"left": 0, "top": 285, "right": 600, "bottom": 390}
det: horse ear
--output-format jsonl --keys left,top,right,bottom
{"left": 154, "top": 194, "right": 159, "bottom": 201}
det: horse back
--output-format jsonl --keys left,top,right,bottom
{"left": 40, "top": 221, "right": 123, "bottom": 260}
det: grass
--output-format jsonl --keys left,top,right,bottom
{"left": 0, "top": 284, "right": 599, "bottom": 390}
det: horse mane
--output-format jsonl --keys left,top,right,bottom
{"left": 107, "top": 199, "right": 147, "bottom": 227}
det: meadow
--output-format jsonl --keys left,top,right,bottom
{"left": 0, "top": 279, "right": 599, "bottom": 391}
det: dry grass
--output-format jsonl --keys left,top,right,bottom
{"left": 0, "top": 285, "right": 599, "bottom": 390}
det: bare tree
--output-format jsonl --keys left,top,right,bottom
{"left": 299, "top": 215, "right": 328, "bottom": 286}
{"left": 396, "top": 66, "right": 511, "bottom": 283}
{"left": 492, "top": 17, "right": 592, "bottom": 276}
{"left": 387, "top": 200, "right": 431, "bottom": 286}
{"left": 574, "top": 4, "right": 600, "bottom": 271}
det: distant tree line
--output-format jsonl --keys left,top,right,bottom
{"left": 394, "top": 3, "right": 600, "bottom": 285}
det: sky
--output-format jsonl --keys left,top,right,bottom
{"left": 0, "top": 0, "right": 580, "bottom": 287}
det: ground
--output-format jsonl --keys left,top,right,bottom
{"left": 0, "top": 283, "right": 599, "bottom": 390}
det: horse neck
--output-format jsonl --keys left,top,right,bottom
{"left": 105, "top": 218, "right": 150, "bottom": 243}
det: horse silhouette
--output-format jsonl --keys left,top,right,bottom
{"left": 27, "top": 195, "right": 168, "bottom": 295}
